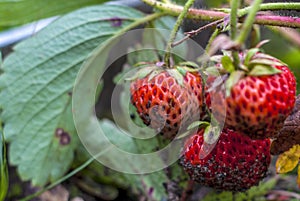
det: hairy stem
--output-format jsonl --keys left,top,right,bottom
{"left": 230, "top": 0, "right": 240, "bottom": 39}
{"left": 238, "top": 2, "right": 300, "bottom": 16}
{"left": 142, "top": 0, "right": 300, "bottom": 28}
{"left": 236, "top": 0, "right": 263, "bottom": 45}
{"left": 230, "top": 0, "right": 240, "bottom": 68}
{"left": 164, "top": 0, "right": 195, "bottom": 67}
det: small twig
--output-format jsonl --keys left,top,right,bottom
{"left": 172, "top": 18, "right": 224, "bottom": 47}
{"left": 236, "top": 0, "right": 263, "bottom": 45}
{"left": 180, "top": 180, "right": 194, "bottom": 201}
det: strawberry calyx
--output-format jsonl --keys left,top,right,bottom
{"left": 206, "top": 45, "right": 286, "bottom": 96}
{"left": 127, "top": 61, "right": 201, "bottom": 87}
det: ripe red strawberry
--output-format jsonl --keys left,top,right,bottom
{"left": 180, "top": 128, "right": 271, "bottom": 192}
{"left": 130, "top": 66, "right": 204, "bottom": 139}
{"left": 206, "top": 52, "right": 296, "bottom": 139}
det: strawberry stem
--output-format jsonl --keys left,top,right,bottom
{"left": 230, "top": 0, "right": 240, "bottom": 69}
{"left": 164, "top": 0, "right": 195, "bottom": 67}
{"left": 235, "top": 0, "right": 263, "bottom": 46}
{"left": 230, "top": 0, "right": 240, "bottom": 40}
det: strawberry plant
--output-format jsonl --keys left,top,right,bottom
{"left": 0, "top": 0, "right": 299, "bottom": 200}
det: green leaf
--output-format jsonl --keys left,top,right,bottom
{"left": 225, "top": 70, "right": 245, "bottom": 97}
{"left": 99, "top": 119, "right": 168, "bottom": 201}
{"left": 0, "top": 0, "right": 110, "bottom": 29}
{"left": 0, "top": 51, "right": 2, "bottom": 68}
{"left": 0, "top": 4, "right": 144, "bottom": 186}
{"left": 249, "top": 64, "right": 282, "bottom": 76}
{"left": 221, "top": 55, "right": 235, "bottom": 73}
{"left": 0, "top": 127, "right": 8, "bottom": 201}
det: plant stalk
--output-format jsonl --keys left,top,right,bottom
{"left": 142, "top": 0, "right": 300, "bottom": 28}
{"left": 230, "top": 0, "right": 240, "bottom": 40}
{"left": 236, "top": 0, "right": 263, "bottom": 45}
{"left": 230, "top": 0, "right": 240, "bottom": 68}
{"left": 164, "top": 0, "right": 195, "bottom": 67}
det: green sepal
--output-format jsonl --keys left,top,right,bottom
{"left": 175, "top": 66, "right": 187, "bottom": 76}
{"left": 199, "top": 118, "right": 221, "bottom": 159}
{"left": 125, "top": 66, "right": 157, "bottom": 81}
{"left": 221, "top": 55, "right": 235, "bottom": 73}
{"left": 249, "top": 58, "right": 286, "bottom": 68}
{"left": 187, "top": 121, "right": 210, "bottom": 130}
{"left": 244, "top": 48, "right": 260, "bottom": 66}
{"left": 209, "top": 55, "right": 223, "bottom": 63}
{"left": 148, "top": 68, "right": 163, "bottom": 81}
{"left": 204, "top": 66, "right": 222, "bottom": 76}
{"left": 166, "top": 68, "right": 184, "bottom": 86}
{"left": 249, "top": 64, "right": 282, "bottom": 76}
{"left": 203, "top": 124, "right": 221, "bottom": 145}
{"left": 225, "top": 71, "right": 245, "bottom": 97}
{"left": 178, "top": 61, "right": 199, "bottom": 69}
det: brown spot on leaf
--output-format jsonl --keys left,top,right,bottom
{"left": 60, "top": 132, "right": 71, "bottom": 145}
{"left": 55, "top": 128, "right": 71, "bottom": 145}
{"left": 110, "top": 17, "right": 122, "bottom": 27}
{"left": 55, "top": 128, "right": 64, "bottom": 137}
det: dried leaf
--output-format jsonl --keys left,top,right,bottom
{"left": 276, "top": 144, "right": 300, "bottom": 174}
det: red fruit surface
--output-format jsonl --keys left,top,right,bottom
{"left": 206, "top": 53, "right": 296, "bottom": 139}
{"left": 181, "top": 128, "right": 271, "bottom": 192}
{"left": 130, "top": 70, "right": 204, "bottom": 139}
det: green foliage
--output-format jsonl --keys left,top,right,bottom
{"left": 202, "top": 178, "right": 277, "bottom": 201}
{"left": 0, "top": 0, "right": 110, "bottom": 30}
{"left": 98, "top": 119, "right": 169, "bottom": 201}
{"left": 0, "top": 126, "right": 8, "bottom": 201}
{"left": 0, "top": 4, "right": 144, "bottom": 186}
